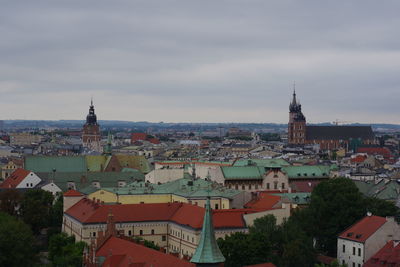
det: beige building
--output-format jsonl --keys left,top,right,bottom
{"left": 62, "top": 192, "right": 292, "bottom": 258}
{"left": 9, "top": 132, "right": 43, "bottom": 146}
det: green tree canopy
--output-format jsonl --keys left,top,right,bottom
{"left": 0, "top": 189, "right": 22, "bottom": 217}
{"left": 0, "top": 212, "right": 38, "bottom": 267}
{"left": 20, "top": 189, "right": 54, "bottom": 233}
{"left": 48, "top": 233, "right": 85, "bottom": 267}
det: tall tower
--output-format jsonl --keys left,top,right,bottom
{"left": 288, "top": 88, "right": 306, "bottom": 145}
{"left": 82, "top": 99, "right": 102, "bottom": 152}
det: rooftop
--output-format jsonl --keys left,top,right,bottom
{"left": 339, "top": 215, "right": 387, "bottom": 243}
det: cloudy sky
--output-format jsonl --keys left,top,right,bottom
{"left": 1, "top": 0, "right": 399, "bottom": 123}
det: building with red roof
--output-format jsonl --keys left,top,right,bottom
{"left": 337, "top": 215, "right": 400, "bottom": 267}
{"left": 364, "top": 240, "right": 400, "bottom": 267}
{"left": 63, "top": 199, "right": 249, "bottom": 259}
{"left": 131, "top": 133, "right": 160, "bottom": 145}
{"left": 0, "top": 168, "right": 41, "bottom": 189}
{"left": 357, "top": 147, "right": 395, "bottom": 163}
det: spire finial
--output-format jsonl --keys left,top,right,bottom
{"left": 293, "top": 81, "right": 296, "bottom": 95}
{"left": 91, "top": 97, "right": 93, "bottom": 107}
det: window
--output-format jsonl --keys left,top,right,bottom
{"left": 128, "top": 230, "right": 132, "bottom": 236}
{"left": 342, "top": 244, "right": 345, "bottom": 253}
{"left": 235, "top": 185, "right": 238, "bottom": 190}
{"left": 162, "top": 235, "right": 166, "bottom": 241}
{"left": 274, "top": 182, "right": 278, "bottom": 190}
{"left": 140, "top": 230, "right": 143, "bottom": 235}
{"left": 352, "top": 263, "right": 355, "bottom": 267}
{"left": 215, "top": 204, "right": 219, "bottom": 210}
{"left": 249, "top": 184, "right": 252, "bottom": 190}
{"left": 93, "top": 232, "right": 96, "bottom": 237}
{"left": 353, "top": 247, "right": 355, "bottom": 255}
{"left": 242, "top": 185, "right": 245, "bottom": 190}
{"left": 255, "top": 184, "right": 258, "bottom": 189}
{"left": 192, "top": 237, "right": 194, "bottom": 243}
{"left": 151, "top": 229, "right": 155, "bottom": 235}
{"left": 266, "top": 183, "right": 270, "bottom": 189}
{"left": 282, "top": 183, "right": 285, "bottom": 189}
{"left": 358, "top": 248, "right": 361, "bottom": 256}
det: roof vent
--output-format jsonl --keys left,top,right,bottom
{"left": 367, "top": 211, "right": 372, "bottom": 216}
{"left": 347, "top": 232, "right": 353, "bottom": 237}
{"left": 355, "top": 234, "right": 362, "bottom": 239}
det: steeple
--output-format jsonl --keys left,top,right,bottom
{"left": 86, "top": 99, "right": 98, "bottom": 125}
{"left": 103, "top": 132, "right": 112, "bottom": 155}
{"left": 190, "top": 197, "right": 225, "bottom": 266}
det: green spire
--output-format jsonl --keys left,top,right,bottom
{"left": 190, "top": 197, "right": 225, "bottom": 264}
{"left": 103, "top": 132, "right": 112, "bottom": 155}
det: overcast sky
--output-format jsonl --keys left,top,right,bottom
{"left": 1, "top": 0, "right": 399, "bottom": 123}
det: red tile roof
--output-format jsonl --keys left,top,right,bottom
{"left": 97, "top": 236, "right": 195, "bottom": 267}
{"left": 63, "top": 189, "right": 84, "bottom": 197}
{"left": 351, "top": 155, "right": 368, "bottom": 164}
{"left": 339, "top": 215, "right": 387, "bottom": 243}
{"left": 364, "top": 240, "right": 400, "bottom": 267}
{"left": 289, "top": 181, "right": 321, "bottom": 193}
{"left": 0, "top": 168, "right": 30, "bottom": 188}
{"left": 131, "top": 133, "right": 148, "bottom": 142}
{"left": 244, "top": 193, "right": 281, "bottom": 210}
{"left": 65, "top": 199, "right": 248, "bottom": 229}
{"left": 357, "top": 147, "right": 394, "bottom": 161}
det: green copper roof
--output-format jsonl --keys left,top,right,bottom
{"left": 353, "top": 180, "right": 400, "bottom": 201}
{"left": 281, "top": 165, "right": 332, "bottom": 179}
{"left": 100, "top": 177, "right": 241, "bottom": 199}
{"left": 25, "top": 156, "right": 87, "bottom": 173}
{"left": 36, "top": 171, "right": 144, "bottom": 191}
{"left": 233, "top": 158, "right": 289, "bottom": 168}
{"left": 190, "top": 197, "right": 225, "bottom": 264}
{"left": 221, "top": 166, "right": 265, "bottom": 180}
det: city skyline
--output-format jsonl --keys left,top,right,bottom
{"left": 1, "top": 1, "right": 400, "bottom": 124}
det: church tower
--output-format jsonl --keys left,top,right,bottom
{"left": 82, "top": 99, "right": 102, "bottom": 152}
{"left": 288, "top": 88, "right": 306, "bottom": 145}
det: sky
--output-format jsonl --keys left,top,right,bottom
{"left": 1, "top": 0, "right": 399, "bottom": 124}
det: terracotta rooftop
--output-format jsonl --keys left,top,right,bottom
{"left": 244, "top": 192, "right": 281, "bottom": 210}
{"left": 0, "top": 168, "right": 31, "bottom": 189}
{"left": 364, "top": 240, "right": 400, "bottom": 267}
{"left": 97, "top": 236, "right": 195, "bottom": 267}
{"left": 65, "top": 199, "right": 248, "bottom": 229}
{"left": 63, "top": 189, "right": 84, "bottom": 197}
{"left": 339, "top": 215, "right": 387, "bottom": 243}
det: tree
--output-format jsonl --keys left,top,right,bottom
{"left": 218, "top": 215, "right": 315, "bottom": 267}
{"left": 0, "top": 212, "right": 38, "bottom": 266}
{"left": 217, "top": 232, "right": 259, "bottom": 267}
{"left": 0, "top": 189, "right": 22, "bottom": 216}
{"left": 48, "top": 233, "right": 85, "bottom": 267}
{"left": 364, "top": 197, "right": 400, "bottom": 222}
{"left": 305, "top": 178, "right": 365, "bottom": 256}
{"left": 20, "top": 189, "right": 54, "bottom": 233}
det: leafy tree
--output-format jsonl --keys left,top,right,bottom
{"left": 305, "top": 178, "right": 365, "bottom": 256}
{"left": 218, "top": 215, "right": 315, "bottom": 267}
{"left": 0, "top": 189, "right": 22, "bottom": 216}
{"left": 217, "top": 232, "right": 259, "bottom": 267}
{"left": 364, "top": 197, "right": 400, "bottom": 221}
{"left": 48, "top": 233, "right": 85, "bottom": 267}
{"left": 20, "top": 189, "right": 54, "bottom": 233}
{"left": 0, "top": 212, "right": 38, "bottom": 266}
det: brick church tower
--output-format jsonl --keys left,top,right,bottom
{"left": 82, "top": 99, "right": 102, "bottom": 152}
{"left": 288, "top": 89, "right": 306, "bottom": 145}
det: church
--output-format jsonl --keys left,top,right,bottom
{"left": 288, "top": 90, "right": 375, "bottom": 150}
{"left": 82, "top": 100, "right": 102, "bottom": 152}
